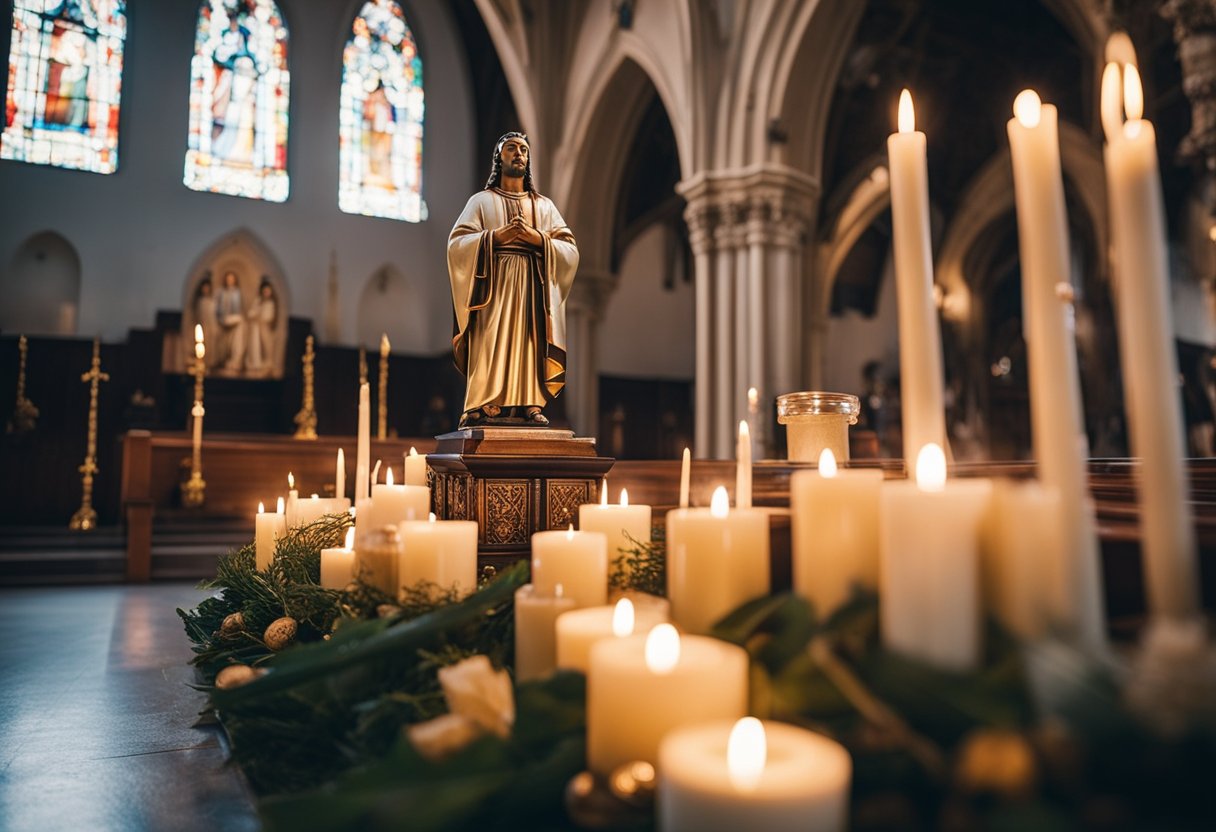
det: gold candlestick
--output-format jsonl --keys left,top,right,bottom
{"left": 183, "top": 326, "right": 207, "bottom": 507}
{"left": 7, "top": 335, "right": 39, "bottom": 434}
{"left": 70, "top": 339, "right": 109, "bottom": 531}
{"left": 294, "top": 334, "right": 318, "bottom": 439}
{"left": 378, "top": 333, "right": 390, "bottom": 440}
{"left": 358, "top": 346, "right": 368, "bottom": 386}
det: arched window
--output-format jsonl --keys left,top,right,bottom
{"left": 339, "top": 0, "right": 426, "bottom": 222}
{"left": 184, "top": 1, "right": 290, "bottom": 202}
{"left": 1, "top": 1, "right": 127, "bottom": 174}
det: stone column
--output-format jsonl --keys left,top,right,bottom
{"left": 685, "top": 202, "right": 718, "bottom": 459}
{"left": 713, "top": 222, "right": 738, "bottom": 459}
{"left": 564, "top": 271, "right": 612, "bottom": 438}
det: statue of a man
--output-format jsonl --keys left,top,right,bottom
{"left": 447, "top": 132, "right": 579, "bottom": 427}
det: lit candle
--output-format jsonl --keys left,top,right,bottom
{"left": 887, "top": 89, "right": 947, "bottom": 471}
{"left": 320, "top": 527, "right": 356, "bottom": 590}
{"left": 1007, "top": 87, "right": 1107, "bottom": 648}
{"left": 984, "top": 480, "right": 1065, "bottom": 641}
{"left": 879, "top": 444, "right": 991, "bottom": 671}
{"left": 285, "top": 472, "right": 299, "bottom": 527}
{"left": 397, "top": 514, "right": 478, "bottom": 599}
{"left": 555, "top": 597, "right": 669, "bottom": 673}
{"left": 514, "top": 583, "right": 577, "bottom": 682}
{"left": 363, "top": 467, "right": 429, "bottom": 532}
{"left": 736, "top": 421, "right": 752, "bottom": 508}
{"left": 355, "top": 382, "right": 371, "bottom": 502}
{"left": 403, "top": 446, "right": 427, "bottom": 487}
{"left": 666, "top": 486, "right": 769, "bottom": 634}
{"left": 658, "top": 718, "right": 852, "bottom": 832}
{"left": 1100, "top": 56, "right": 1199, "bottom": 620}
{"left": 679, "top": 446, "right": 691, "bottom": 508}
{"left": 578, "top": 487, "right": 652, "bottom": 578}
{"left": 254, "top": 498, "right": 286, "bottom": 571}
{"left": 531, "top": 527, "right": 607, "bottom": 609}
{"left": 335, "top": 447, "right": 346, "bottom": 501}
{"left": 587, "top": 625, "right": 748, "bottom": 775}
{"left": 790, "top": 449, "right": 884, "bottom": 620}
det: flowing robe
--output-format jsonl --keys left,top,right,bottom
{"left": 447, "top": 188, "right": 579, "bottom": 413}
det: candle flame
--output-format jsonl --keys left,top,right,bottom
{"left": 1013, "top": 90, "right": 1041, "bottom": 129}
{"left": 566, "top": 524, "right": 574, "bottom": 540}
{"left": 194, "top": 341, "right": 205, "bottom": 360}
{"left": 258, "top": 501, "right": 265, "bottom": 514}
{"left": 194, "top": 324, "right": 203, "bottom": 343}
{"left": 380, "top": 333, "right": 390, "bottom": 353}
{"left": 1123, "top": 62, "right": 1143, "bottom": 122}
{"left": 710, "top": 486, "right": 730, "bottom": 518}
{"left": 819, "top": 447, "right": 838, "bottom": 478}
{"left": 428, "top": 512, "right": 436, "bottom": 522}
{"left": 738, "top": 420, "right": 749, "bottom": 441}
{"left": 1100, "top": 62, "right": 1123, "bottom": 143}
{"left": 898, "top": 89, "right": 915, "bottom": 133}
{"left": 727, "top": 717, "right": 767, "bottom": 792}
{"left": 644, "top": 624, "right": 680, "bottom": 674}
{"left": 915, "top": 443, "right": 947, "bottom": 492}
{"left": 555, "top": 582, "right": 564, "bottom": 598}
{"left": 620, "top": 488, "right": 629, "bottom": 507}
{"left": 612, "top": 598, "right": 635, "bottom": 637}
{"left": 288, "top": 472, "right": 294, "bottom": 489}
{"left": 600, "top": 481, "right": 608, "bottom": 506}
{"left": 344, "top": 527, "right": 355, "bottom": 549}
{"left": 276, "top": 496, "right": 285, "bottom": 514}
{"left": 385, "top": 467, "right": 394, "bottom": 486}
{"left": 747, "top": 387, "right": 758, "bottom": 408}
{"left": 409, "top": 446, "right": 418, "bottom": 457}
{"left": 311, "top": 494, "right": 319, "bottom": 499}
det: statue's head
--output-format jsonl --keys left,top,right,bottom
{"left": 198, "top": 277, "right": 212, "bottom": 296}
{"left": 259, "top": 279, "right": 273, "bottom": 298}
{"left": 223, "top": 271, "right": 238, "bottom": 288}
{"left": 486, "top": 132, "right": 534, "bottom": 192}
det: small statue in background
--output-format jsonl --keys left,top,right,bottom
{"left": 215, "top": 270, "right": 247, "bottom": 374}
{"left": 245, "top": 278, "right": 278, "bottom": 377}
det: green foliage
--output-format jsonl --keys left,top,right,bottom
{"left": 608, "top": 530, "right": 665, "bottom": 596}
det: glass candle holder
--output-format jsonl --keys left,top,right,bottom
{"left": 777, "top": 391, "right": 860, "bottom": 463}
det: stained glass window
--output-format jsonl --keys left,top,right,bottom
{"left": 339, "top": 0, "right": 426, "bottom": 222}
{"left": 2, "top": 1, "right": 126, "bottom": 174}
{"left": 184, "top": 0, "right": 289, "bottom": 202}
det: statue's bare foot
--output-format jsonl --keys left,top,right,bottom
{"left": 524, "top": 407, "right": 549, "bottom": 425}
{"left": 483, "top": 404, "right": 503, "bottom": 417}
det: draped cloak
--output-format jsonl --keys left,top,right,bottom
{"left": 447, "top": 188, "right": 579, "bottom": 413}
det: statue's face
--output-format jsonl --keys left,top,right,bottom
{"left": 223, "top": 272, "right": 238, "bottom": 288}
{"left": 499, "top": 137, "right": 529, "bottom": 178}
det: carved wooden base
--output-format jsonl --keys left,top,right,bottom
{"left": 427, "top": 428, "right": 614, "bottom": 577}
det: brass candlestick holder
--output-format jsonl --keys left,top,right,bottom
{"left": 377, "top": 333, "right": 390, "bottom": 439}
{"left": 7, "top": 335, "right": 39, "bottom": 434}
{"left": 182, "top": 328, "right": 207, "bottom": 508}
{"left": 294, "top": 334, "right": 318, "bottom": 439}
{"left": 70, "top": 339, "right": 109, "bottom": 531}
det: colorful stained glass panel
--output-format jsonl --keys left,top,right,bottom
{"left": 339, "top": 0, "right": 426, "bottom": 222}
{"left": 2, "top": 0, "right": 127, "bottom": 174}
{"left": 184, "top": 0, "right": 289, "bottom": 202}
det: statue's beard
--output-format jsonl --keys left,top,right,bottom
{"left": 506, "top": 162, "right": 526, "bottom": 178}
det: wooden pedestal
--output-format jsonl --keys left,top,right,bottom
{"left": 426, "top": 428, "right": 614, "bottom": 577}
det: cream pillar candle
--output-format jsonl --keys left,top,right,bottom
{"left": 355, "top": 382, "right": 371, "bottom": 502}
{"left": 886, "top": 89, "right": 947, "bottom": 470}
{"left": 578, "top": 488, "right": 651, "bottom": 575}
{"left": 320, "top": 527, "right": 356, "bottom": 589}
{"left": 365, "top": 467, "right": 429, "bottom": 531}
{"left": 679, "top": 447, "right": 691, "bottom": 508}
{"left": 1101, "top": 60, "right": 1199, "bottom": 620}
{"left": 514, "top": 583, "right": 577, "bottom": 682}
{"left": 254, "top": 498, "right": 286, "bottom": 571}
{"left": 285, "top": 472, "right": 299, "bottom": 528}
{"left": 335, "top": 448, "right": 346, "bottom": 501}
{"left": 658, "top": 718, "right": 851, "bottom": 832}
{"left": 293, "top": 496, "right": 352, "bottom": 528}
{"left": 666, "top": 487, "right": 770, "bottom": 634}
{"left": 1007, "top": 88, "right": 1107, "bottom": 649}
{"left": 404, "top": 446, "right": 427, "bottom": 487}
{"left": 736, "top": 421, "right": 752, "bottom": 508}
{"left": 790, "top": 449, "right": 884, "bottom": 620}
{"left": 398, "top": 515, "right": 478, "bottom": 599}
{"left": 555, "top": 597, "right": 670, "bottom": 673}
{"left": 588, "top": 625, "right": 749, "bottom": 775}
{"left": 880, "top": 444, "right": 991, "bottom": 671}
{"left": 531, "top": 528, "right": 608, "bottom": 609}
{"left": 984, "top": 480, "right": 1065, "bottom": 641}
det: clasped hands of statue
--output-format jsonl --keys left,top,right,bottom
{"left": 492, "top": 215, "right": 543, "bottom": 249}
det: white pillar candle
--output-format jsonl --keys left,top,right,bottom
{"left": 555, "top": 597, "right": 670, "bottom": 673}
{"left": 404, "top": 446, "right": 428, "bottom": 487}
{"left": 984, "top": 480, "right": 1065, "bottom": 641}
{"left": 658, "top": 718, "right": 851, "bottom": 832}
{"left": 357, "top": 524, "right": 400, "bottom": 596}
{"left": 531, "top": 528, "right": 608, "bottom": 609}
{"left": 293, "top": 496, "right": 352, "bottom": 528}
{"left": 320, "top": 527, "right": 356, "bottom": 590}
{"left": 1100, "top": 60, "right": 1199, "bottom": 620}
{"left": 736, "top": 421, "right": 752, "bottom": 508}
{"left": 880, "top": 444, "right": 991, "bottom": 671}
{"left": 679, "top": 446, "right": 691, "bottom": 508}
{"left": 588, "top": 625, "right": 748, "bottom": 775}
{"left": 364, "top": 467, "right": 429, "bottom": 531}
{"left": 1007, "top": 88, "right": 1107, "bottom": 649}
{"left": 397, "top": 516, "right": 478, "bottom": 599}
{"left": 578, "top": 488, "right": 652, "bottom": 576}
{"left": 514, "top": 583, "right": 578, "bottom": 682}
{"left": 886, "top": 89, "right": 947, "bottom": 471}
{"left": 335, "top": 448, "right": 346, "bottom": 501}
{"left": 254, "top": 498, "right": 286, "bottom": 571}
{"left": 355, "top": 382, "right": 371, "bottom": 502}
{"left": 285, "top": 472, "right": 299, "bottom": 528}
{"left": 790, "top": 449, "right": 884, "bottom": 620}
{"left": 666, "top": 487, "right": 770, "bottom": 635}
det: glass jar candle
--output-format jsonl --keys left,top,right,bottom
{"left": 777, "top": 391, "right": 860, "bottom": 463}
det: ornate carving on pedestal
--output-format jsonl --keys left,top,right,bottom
{"left": 484, "top": 480, "right": 530, "bottom": 545}
{"left": 547, "top": 479, "right": 591, "bottom": 529}
{"left": 446, "top": 474, "right": 471, "bottom": 520}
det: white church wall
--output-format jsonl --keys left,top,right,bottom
{"left": 598, "top": 223, "right": 694, "bottom": 379}
{"left": 0, "top": 0, "right": 474, "bottom": 354}
{"left": 823, "top": 257, "right": 900, "bottom": 398}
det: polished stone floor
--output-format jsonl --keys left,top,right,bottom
{"left": 0, "top": 583, "right": 259, "bottom": 832}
